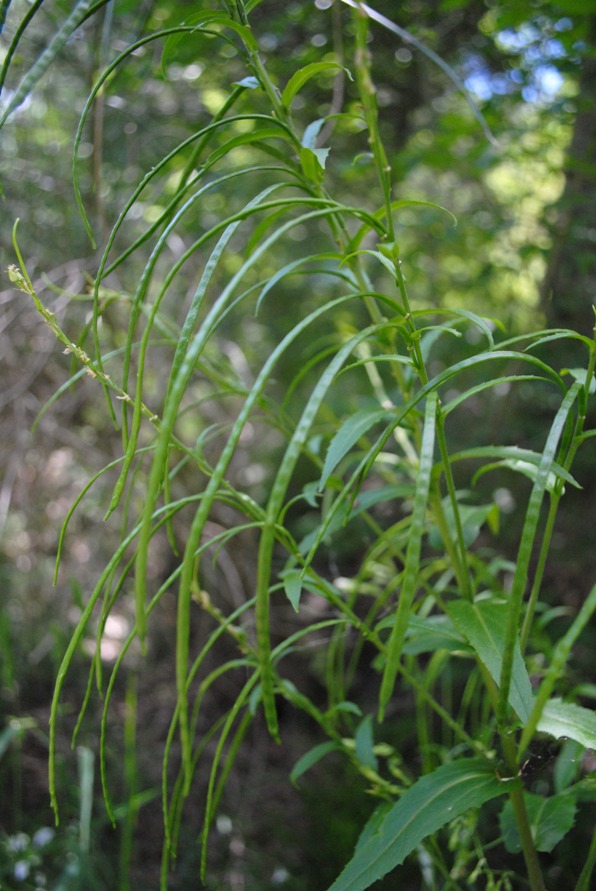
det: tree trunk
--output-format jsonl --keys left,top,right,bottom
{"left": 541, "top": 17, "right": 596, "bottom": 338}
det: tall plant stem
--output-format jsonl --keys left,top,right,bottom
{"left": 520, "top": 493, "right": 559, "bottom": 651}
{"left": 501, "top": 733, "right": 546, "bottom": 891}
{"left": 575, "top": 824, "right": 596, "bottom": 891}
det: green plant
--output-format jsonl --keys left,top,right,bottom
{"left": 3, "top": 1, "right": 596, "bottom": 888}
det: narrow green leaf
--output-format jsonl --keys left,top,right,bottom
{"left": 449, "top": 445, "right": 580, "bottom": 490}
{"left": 282, "top": 61, "right": 349, "bottom": 109}
{"left": 554, "top": 739, "right": 584, "bottom": 793}
{"left": 291, "top": 741, "right": 340, "bottom": 786}
{"left": 498, "top": 382, "right": 582, "bottom": 727}
{"left": 401, "top": 614, "right": 469, "bottom": 655}
{"left": 328, "top": 758, "right": 512, "bottom": 891}
{"left": 332, "top": 701, "right": 363, "bottom": 718}
{"left": 0, "top": 0, "right": 107, "bottom": 127}
{"left": 499, "top": 792, "right": 577, "bottom": 853}
{"left": 0, "top": 0, "right": 12, "bottom": 39}
{"left": 73, "top": 30, "right": 194, "bottom": 249}
{"left": 379, "top": 392, "right": 437, "bottom": 720}
{"left": 537, "top": 699, "right": 596, "bottom": 750}
{"left": 391, "top": 198, "right": 458, "bottom": 226}
{"left": 282, "top": 569, "right": 303, "bottom": 613}
{"left": 255, "top": 250, "right": 348, "bottom": 315}
{"left": 355, "top": 715, "right": 378, "bottom": 771}
{"left": 320, "top": 407, "right": 390, "bottom": 489}
{"left": 493, "top": 459, "right": 563, "bottom": 493}
{"left": 77, "top": 746, "right": 94, "bottom": 854}
{"left": 428, "top": 501, "right": 498, "bottom": 549}
{"left": 446, "top": 600, "right": 533, "bottom": 724}
{"left": 443, "top": 375, "right": 545, "bottom": 415}
{"left": 256, "top": 322, "right": 386, "bottom": 740}
{"left": 519, "top": 583, "right": 596, "bottom": 755}
{"left": 300, "top": 146, "right": 327, "bottom": 182}
{"left": 0, "top": 0, "right": 46, "bottom": 96}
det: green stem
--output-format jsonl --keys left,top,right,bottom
{"left": 435, "top": 410, "right": 472, "bottom": 600}
{"left": 574, "top": 824, "right": 596, "bottom": 891}
{"left": 520, "top": 493, "right": 559, "bottom": 651}
{"left": 353, "top": 6, "right": 394, "bottom": 239}
{"left": 501, "top": 732, "right": 546, "bottom": 891}
{"left": 508, "top": 784, "right": 546, "bottom": 891}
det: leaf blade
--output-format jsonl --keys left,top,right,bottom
{"left": 446, "top": 600, "right": 533, "bottom": 724}
{"left": 328, "top": 758, "right": 511, "bottom": 891}
{"left": 537, "top": 699, "right": 596, "bottom": 750}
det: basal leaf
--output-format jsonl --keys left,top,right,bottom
{"left": 446, "top": 600, "right": 533, "bottom": 724}
{"left": 537, "top": 699, "right": 596, "bottom": 750}
{"left": 328, "top": 758, "right": 511, "bottom": 891}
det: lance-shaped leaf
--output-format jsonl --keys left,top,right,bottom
{"left": 0, "top": 0, "right": 106, "bottom": 126}
{"left": 537, "top": 699, "right": 596, "bottom": 750}
{"left": 519, "top": 582, "right": 596, "bottom": 755}
{"left": 320, "top": 406, "right": 391, "bottom": 489}
{"left": 498, "top": 382, "right": 582, "bottom": 726}
{"left": 290, "top": 741, "right": 340, "bottom": 786}
{"left": 446, "top": 600, "right": 533, "bottom": 724}
{"left": 282, "top": 61, "right": 350, "bottom": 109}
{"left": 328, "top": 758, "right": 512, "bottom": 891}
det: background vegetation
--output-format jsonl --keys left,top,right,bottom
{"left": 1, "top": 1, "right": 595, "bottom": 888}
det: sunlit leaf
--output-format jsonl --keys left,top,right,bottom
{"left": 282, "top": 61, "right": 349, "bottom": 109}
{"left": 537, "top": 699, "right": 596, "bottom": 750}
{"left": 233, "top": 75, "right": 260, "bottom": 89}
